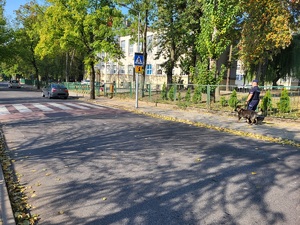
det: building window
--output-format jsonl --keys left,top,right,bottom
{"left": 113, "top": 65, "right": 117, "bottom": 74}
{"left": 119, "top": 65, "right": 125, "bottom": 74}
{"left": 128, "top": 65, "right": 133, "bottom": 75}
{"left": 129, "top": 42, "right": 134, "bottom": 56}
{"left": 121, "top": 40, "right": 126, "bottom": 53}
{"left": 236, "top": 74, "right": 243, "bottom": 81}
{"left": 156, "top": 64, "right": 162, "bottom": 75}
{"left": 146, "top": 64, "right": 152, "bottom": 75}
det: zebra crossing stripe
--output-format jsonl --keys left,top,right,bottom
{"left": 0, "top": 106, "right": 10, "bottom": 115}
{"left": 47, "top": 103, "right": 73, "bottom": 110}
{"left": 64, "top": 102, "right": 90, "bottom": 109}
{"left": 32, "top": 103, "right": 54, "bottom": 111}
{"left": 13, "top": 104, "right": 32, "bottom": 113}
{"left": 78, "top": 103, "right": 103, "bottom": 109}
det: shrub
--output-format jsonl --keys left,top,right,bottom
{"left": 161, "top": 83, "right": 167, "bottom": 100}
{"left": 277, "top": 88, "right": 291, "bottom": 113}
{"left": 220, "top": 96, "right": 227, "bottom": 107}
{"left": 177, "top": 91, "right": 182, "bottom": 102}
{"left": 261, "top": 90, "right": 272, "bottom": 115}
{"left": 168, "top": 85, "right": 175, "bottom": 101}
{"left": 192, "top": 85, "right": 202, "bottom": 104}
{"left": 228, "top": 89, "right": 239, "bottom": 109}
{"left": 185, "top": 88, "right": 191, "bottom": 103}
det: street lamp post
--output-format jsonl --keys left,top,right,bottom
{"left": 120, "top": 4, "right": 140, "bottom": 108}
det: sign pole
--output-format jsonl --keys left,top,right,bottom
{"left": 135, "top": 71, "right": 138, "bottom": 108}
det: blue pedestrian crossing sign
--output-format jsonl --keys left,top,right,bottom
{"left": 134, "top": 53, "right": 144, "bottom": 66}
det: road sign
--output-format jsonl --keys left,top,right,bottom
{"left": 134, "top": 53, "right": 144, "bottom": 66}
{"left": 135, "top": 66, "right": 143, "bottom": 73}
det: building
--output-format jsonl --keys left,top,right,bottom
{"left": 95, "top": 31, "right": 191, "bottom": 89}
{"left": 95, "top": 31, "right": 238, "bottom": 89}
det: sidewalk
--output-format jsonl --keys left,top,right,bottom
{"left": 80, "top": 94, "right": 300, "bottom": 146}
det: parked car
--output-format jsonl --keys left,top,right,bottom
{"left": 42, "top": 83, "right": 69, "bottom": 99}
{"left": 237, "top": 84, "right": 252, "bottom": 92}
{"left": 81, "top": 79, "right": 90, "bottom": 85}
{"left": 8, "top": 80, "right": 21, "bottom": 88}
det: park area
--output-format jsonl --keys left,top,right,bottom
{"left": 64, "top": 82, "right": 300, "bottom": 119}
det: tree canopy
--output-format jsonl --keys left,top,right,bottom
{"left": 0, "top": 0, "right": 299, "bottom": 94}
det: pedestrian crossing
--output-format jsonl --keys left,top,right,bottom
{"left": 0, "top": 102, "right": 104, "bottom": 116}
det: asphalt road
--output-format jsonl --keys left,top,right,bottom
{"left": 0, "top": 83, "right": 299, "bottom": 225}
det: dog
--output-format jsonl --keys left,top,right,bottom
{"left": 235, "top": 106, "right": 258, "bottom": 125}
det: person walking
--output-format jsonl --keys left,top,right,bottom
{"left": 246, "top": 79, "right": 260, "bottom": 111}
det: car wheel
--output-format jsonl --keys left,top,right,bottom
{"left": 64, "top": 96, "right": 68, "bottom": 99}
{"left": 42, "top": 92, "right": 45, "bottom": 97}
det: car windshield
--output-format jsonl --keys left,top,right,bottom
{"left": 11, "top": 80, "right": 18, "bottom": 83}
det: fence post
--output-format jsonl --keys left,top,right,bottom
{"left": 129, "top": 82, "right": 132, "bottom": 98}
{"left": 207, "top": 85, "right": 211, "bottom": 109}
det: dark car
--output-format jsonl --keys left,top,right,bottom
{"left": 42, "top": 83, "right": 69, "bottom": 99}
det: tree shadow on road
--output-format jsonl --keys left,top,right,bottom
{"left": 4, "top": 111, "right": 300, "bottom": 225}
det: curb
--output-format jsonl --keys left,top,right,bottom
{"left": 0, "top": 163, "right": 16, "bottom": 225}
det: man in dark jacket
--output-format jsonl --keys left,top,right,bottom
{"left": 246, "top": 79, "right": 260, "bottom": 111}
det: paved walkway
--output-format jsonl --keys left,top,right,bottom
{"left": 82, "top": 94, "right": 300, "bottom": 146}
{"left": 1, "top": 92, "right": 299, "bottom": 225}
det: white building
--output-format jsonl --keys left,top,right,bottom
{"left": 95, "top": 31, "right": 188, "bottom": 89}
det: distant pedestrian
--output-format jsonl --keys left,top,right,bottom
{"left": 246, "top": 79, "right": 260, "bottom": 111}
{"left": 100, "top": 80, "right": 104, "bottom": 92}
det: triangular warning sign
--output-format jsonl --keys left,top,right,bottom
{"left": 135, "top": 56, "right": 142, "bottom": 65}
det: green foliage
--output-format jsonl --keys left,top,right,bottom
{"left": 239, "top": 0, "right": 293, "bottom": 75}
{"left": 220, "top": 96, "right": 227, "bottom": 107}
{"left": 228, "top": 89, "right": 239, "bottom": 109}
{"left": 168, "top": 85, "right": 175, "bottom": 101}
{"left": 192, "top": 61, "right": 224, "bottom": 94}
{"left": 192, "top": 85, "right": 202, "bottom": 104}
{"left": 161, "top": 83, "right": 167, "bottom": 100}
{"left": 261, "top": 90, "right": 272, "bottom": 114}
{"left": 185, "top": 88, "right": 191, "bottom": 103}
{"left": 197, "top": 0, "right": 240, "bottom": 60}
{"left": 177, "top": 91, "right": 182, "bottom": 102}
{"left": 277, "top": 88, "right": 291, "bottom": 113}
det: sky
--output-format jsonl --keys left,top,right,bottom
{"left": 4, "top": 0, "right": 30, "bottom": 18}
{"left": 4, "top": 0, "right": 45, "bottom": 19}
{"left": 4, "top": 1, "right": 128, "bottom": 19}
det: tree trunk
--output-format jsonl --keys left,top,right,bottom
{"left": 226, "top": 45, "right": 233, "bottom": 91}
{"left": 90, "top": 61, "right": 96, "bottom": 99}
{"left": 30, "top": 41, "right": 40, "bottom": 89}
{"left": 66, "top": 52, "right": 69, "bottom": 82}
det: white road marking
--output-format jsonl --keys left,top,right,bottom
{"left": 13, "top": 104, "right": 32, "bottom": 113}
{"left": 0, "top": 106, "right": 10, "bottom": 115}
{"left": 32, "top": 103, "right": 54, "bottom": 111}
{"left": 64, "top": 102, "right": 90, "bottom": 109}
{"left": 47, "top": 103, "right": 73, "bottom": 110}
{"left": 78, "top": 102, "right": 104, "bottom": 109}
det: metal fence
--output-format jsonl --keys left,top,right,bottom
{"left": 63, "top": 82, "right": 300, "bottom": 118}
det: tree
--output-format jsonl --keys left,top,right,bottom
{"left": 0, "top": 0, "right": 17, "bottom": 76}
{"left": 14, "top": 1, "right": 46, "bottom": 89}
{"left": 36, "top": 0, "right": 124, "bottom": 99}
{"left": 239, "top": 0, "right": 294, "bottom": 82}
{"left": 197, "top": 0, "right": 240, "bottom": 82}
{"left": 154, "top": 0, "right": 197, "bottom": 85}
{"left": 120, "top": 0, "right": 156, "bottom": 97}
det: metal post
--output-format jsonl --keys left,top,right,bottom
{"left": 135, "top": 12, "right": 140, "bottom": 108}
{"left": 120, "top": 4, "right": 141, "bottom": 108}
